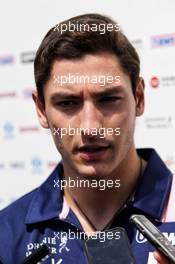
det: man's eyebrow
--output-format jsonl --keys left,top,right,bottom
{"left": 93, "top": 86, "right": 124, "bottom": 98}
{"left": 50, "top": 93, "right": 80, "bottom": 101}
{"left": 50, "top": 86, "right": 124, "bottom": 101}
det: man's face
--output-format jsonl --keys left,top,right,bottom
{"left": 33, "top": 53, "right": 144, "bottom": 179}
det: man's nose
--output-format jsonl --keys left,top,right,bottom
{"left": 79, "top": 102, "right": 103, "bottom": 134}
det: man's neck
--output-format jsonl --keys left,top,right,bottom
{"left": 63, "top": 148, "right": 147, "bottom": 231}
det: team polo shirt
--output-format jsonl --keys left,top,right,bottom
{"left": 0, "top": 148, "right": 174, "bottom": 264}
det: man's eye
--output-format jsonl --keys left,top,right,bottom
{"left": 56, "top": 101, "right": 78, "bottom": 107}
{"left": 100, "top": 96, "right": 121, "bottom": 103}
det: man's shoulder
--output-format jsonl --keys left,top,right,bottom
{"left": 0, "top": 187, "right": 38, "bottom": 224}
{"left": 0, "top": 163, "right": 61, "bottom": 224}
{"left": 0, "top": 187, "right": 41, "bottom": 253}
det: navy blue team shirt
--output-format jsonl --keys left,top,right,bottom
{"left": 0, "top": 148, "right": 174, "bottom": 264}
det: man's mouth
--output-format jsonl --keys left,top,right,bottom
{"left": 79, "top": 145, "right": 109, "bottom": 152}
{"left": 78, "top": 145, "right": 110, "bottom": 160}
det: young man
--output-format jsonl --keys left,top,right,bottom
{"left": 0, "top": 13, "right": 173, "bottom": 264}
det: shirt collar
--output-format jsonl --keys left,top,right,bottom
{"left": 25, "top": 148, "right": 172, "bottom": 224}
{"left": 131, "top": 148, "right": 172, "bottom": 220}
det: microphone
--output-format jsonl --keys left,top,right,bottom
{"left": 21, "top": 244, "right": 51, "bottom": 264}
{"left": 84, "top": 227, "right": 136, "bottom": 264}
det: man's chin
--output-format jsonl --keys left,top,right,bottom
{"left": 73, "top": 163, "right": 110, "bottom": 178}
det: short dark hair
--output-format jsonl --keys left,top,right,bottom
{"left": 34, "top": 13, "right": 140, "bottom": 104}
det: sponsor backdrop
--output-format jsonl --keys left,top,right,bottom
{"left": 0, "top": 0, "right": 175, "bottom": 209}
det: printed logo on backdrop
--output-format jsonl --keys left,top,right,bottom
{"left": 144, "top": 116, "right": 173, "bottom": 129}
{"left": 47, "top": 161, "right": 58, "bottom": 169}
{"left": 131, "top": 39, "right": 143, "bottom": 50}
{"left": 151, "top": 33, "right": 175, "bottom": 48}
{"left": 19, "top": 126, "right": 40, "bottom": 134}
{"left": 150, "top": 76, "right": 159, "bottom": 88}
{"left": 9, "top": 161, "right": 25, "bottom": 170}
{"left": 0, "top": 54, "right": 14, "bottom": 65}
{"left": 150, "top": 75, "right": 175, "bottom": 88}
{"left": 22, "top": 88, "right": 34, "bottom": 99}
{"left": 0, "top": 91, "right": 17, "bottom": 99}
{"left": 31, "top": 156, "right": 43, "bottom": 174}
{"left": 3, "top": 122, "right": 15, "bottom": 139}
{"left": 20, "top": 51, "right": 35, "bottom": 63}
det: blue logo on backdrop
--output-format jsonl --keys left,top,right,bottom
{"left": 151, "top": 34, "right": 175, "bottom": 48}
{"left": 0, "top": 55, "right": 14, "bottom": 65}
{"left": 23, "top": 88, "right": 33, "bottom": 99}
{"left": 3, "top": 122, "right": 14, "bottom": 138}
{"left": 31, "top": 156, "right": 42, "bottom": 174}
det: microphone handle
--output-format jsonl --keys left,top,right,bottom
{"left": 21, "top": 244, "right": 51, "bottom": 264}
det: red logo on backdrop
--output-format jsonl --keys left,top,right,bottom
{"left": 150, "top": 76, "right": 159, "bottom": 88}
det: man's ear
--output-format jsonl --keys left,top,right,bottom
{"left": 135, "top": 77, "right": 145, "bottom": 117}
{"left": 32, "top": 90, "right": 49, "bottom": 128}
